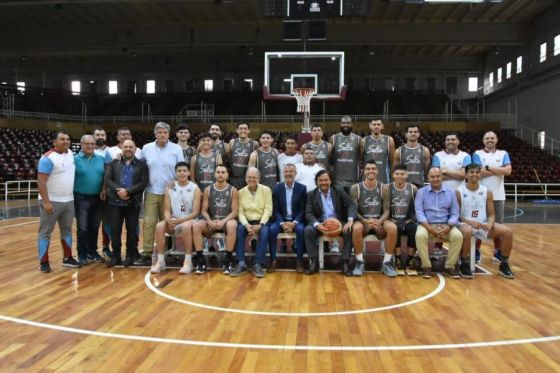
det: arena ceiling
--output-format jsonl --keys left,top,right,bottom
{"left": 0, "top": 0, "right": 556, "bottom": 60}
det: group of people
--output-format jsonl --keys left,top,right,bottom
{"left": 36, "top": 117, "right": 515, "bottom": 279}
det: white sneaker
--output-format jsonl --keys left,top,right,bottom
{"left": 150, "top": 261, "right": 166, "bottom": 274}
{"left": 179, "top": 262, "right": 193, "bottom": 274}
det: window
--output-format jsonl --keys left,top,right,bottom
{"left": 488, "top": 73, "right": 494, "bottom": 88}
{"left": 108, "top": 80, "right": 118, "bottom": 94}
{"left": 516, "top": 56, "right": 523, "bottom": 74}
{"left": 497, "top": 68, "right": 502, "bottom": 83}
{"left": 540, "top": 42, "right": 547, "bottom": 63}
{"left": 146, "top": 80, "right": 156, "bottom": 94}
{"left": 538, "top": 131, "right": 545, "bottom": 150}
{"left": 506, "top": 62, "right": 512, "bottom": 79}
{"left": 243, "top": 78, "right": 253, "bottom": 92}
{"left": 468, "top": 77, "right": 478, "bottom": 92}
{"left": 71, "top": 81, "right": 81, "bottom": 95}
{"left": 554, "top": 35, "right": 560, "bottom": 56}
{"left": 16, "top": 81, "right": 25, "bottom": 94}
{"left": 204, "top": 79, "right": 213, "bottom": 92}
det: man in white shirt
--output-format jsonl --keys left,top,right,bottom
{"left": 295, "top": 148, "right": 324, "bottom": 192}
{"left": 473, "top": 131, "right": 512, "bottom": 263}
{"left": 432, "top": 133, "right": 472, "bottom": 190}
{"left": 37, "top": 131, "right": 80, "bottom": 273}
{"left": 277, "top": 136, "right": 303, "bottom": 182}
{"left": 106, "top": 126, "right": 142, "bottom": 161}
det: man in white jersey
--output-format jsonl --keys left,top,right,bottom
{"left": 277, "top": 136, "right": 303, "bottom": 182}
{"left": 295, "top": 148, "right": 324, "bottom": 192}
{"left": 456, "top": 164, "right": 515, "bottom": 279}
{"left": 432, "top": 133, "right": 471, "bottom": 190}
{"left": 473, "top": 131, "right": 512, "bottom": 263}
{"left": 37, "top": 131, "right": 80, "bottom": 272}
{"left": 106, "top": 126, "right": 142, "bottom": 160}
{"left": 151, "top": 162, "right": 201, "bottom": 274}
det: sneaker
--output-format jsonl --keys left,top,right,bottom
{"left": 253, "top": 263, "right": 265, "bottom": 278}
{"left": 406, "top": 258, "right": 418, "bottom": 276}
{"left": 151, "top": 252, "right": 157, "bottom": 266}
{"left": 443, "top": 267, "right": 461, "bottom": 279}
{"left": 460, "top": 261, "right": 474, "bottom": 279}
{"left": 222, "top": 262, "right": 233, "bottom": 275}
{"left": 133, "top": 256, "right": 150, "bottom": 266}
{"left": 62, "top": 257, "right": 81, "bottom": 268}
{"left": 352, "top": 260, "right": 365, "bottom": 276}
{"left": 475, "top": 248, "right": 481, "bottom": 264}
{"left": 330, "top": 241, "right": 340, "bottom": 254}
{"left": 179, "top": 262, "right": 193, "bottom": 274}
{"left": 395, "top": 257, "right": 406, "bottom": 276}
{"left": 381, "top": 261, "right": 398, "bottom": 278}
{"left": 420, "top": 267, "right": 432, "bottom": 279}
{"left": 78, "top": 257, "right": 89, "bottom": 267}
{"left": 195, "top": 262, "right": 207, "bottom": 274}
{"left": 107, "top": 256, "right": 122, "bottom": 268}
{"left": 150, "top": 261, "right": 166, "bottom": 274}
{"left": 89, "top": 252, "right": 104, "bottom": 263}
{"left": 40, "top": 262, "right": 52, "bottom": 273}
{"left": 230, "top": 264, "right": 248, "bottom": 277}
{"left": 493, "top": 249, "right": 502, "bottom": 263}
{"left": 498, "top": 262, "right": 515, "bottom": 279}
{"left": 267, "top": 260, "right": 277, "bottom": 273}
{"left": 102, "top": 246, "right": 112, "bottom": 259}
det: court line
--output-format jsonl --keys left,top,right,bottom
{"left": 0, "top": 220, "right": 39, "bottom": 229}
{"left": 504, "top": 208, "right": 524, "bottom": 219}
{"left": 145, "top": 271, "right": 446, "bottom": 317}
{"left": 0, "top": 314, "right": 558, "bottom": 351}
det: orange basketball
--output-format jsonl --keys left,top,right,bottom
{"left": 322, "top": 218, "right": 342, "bottom": 237}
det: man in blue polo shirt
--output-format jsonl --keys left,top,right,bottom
{"left": 74, "top": 134, "right": 106, "bottom": 266}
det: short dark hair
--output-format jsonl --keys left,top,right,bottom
{"left": 175, "top": 161, "right": 190, "bottom": 171}
{"left": 364, "top": 160, "right": 377, "bottom": 169}
{"left": 199, "top": 132, "right": 212, "bottom": 141}
{"left": 215, "top": 164, "right": 229, "bottom": 173}
{"left": 54, "top": 130, "right": 70, "bottom": 140}
{"left": 93, "top": 127, "right": 105, "bottom": 133}
{"left": 260, "top": 130, "right": 274, "bottom": 139}
{"left": 311, "top": 124, "right": 323, "bottom": 131}
{"left": 117, "top": 126, "right": 130, "bottom": 133}
{"left": 210, "top": 123, "right": 222, "bottom": 131}
{"left": 177, "top": 123, "right": 189, "bottom": 132}
{"left": 237, "top": 122, "right": 250, "bottom": 129}
{"left": 315, "top": 169, "right": 332, "bottom": 184}
{"left": 465, "top": 163, "right": 481, "bottom": 172}
{"left": 406, "top": 123, "right": 420, "bottom": 132}
{"left": 446, "top": 132, "right": 459, "bottom": 140}
{"left": 285, "top": 135, "right": 297, "bottom": 143}
{"left": 393, "top": 165, "right": 408, "bottom": 173}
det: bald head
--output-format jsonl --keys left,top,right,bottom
{"left": 427, "top": 167, "right": 442, "bottom": 190}
{"left": 122, "top": 139, "right": 136, "bottom": 160}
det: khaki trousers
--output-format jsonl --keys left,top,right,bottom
{"left": 416, "top": 225, "right": 463, "bottom": 269}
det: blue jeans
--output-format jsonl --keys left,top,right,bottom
{"left": 268, "top": 221, "right": 305, "bottom": 262}
{"left": 74, "top": 193, "right": 102, "bottom": 259}
{"left": 236, "top": 223, "right": 269, "bottom": 265}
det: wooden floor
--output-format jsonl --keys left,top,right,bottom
{"left": 0, "top": 217, "right": 559, "bottom": 371}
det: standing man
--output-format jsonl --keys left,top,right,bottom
{"left": 150, "top": 162, "right": 201, "bottom": 274}
{"left": 191, "top": 132, "right": 223, "bottom": 191}
{"left": 74, "top": 134, "right": 105, "bottom": 266}
{"left": 105, "top": 140, "right": 149, "bottom": 267}
{"left": 295, "top": 148, "right": 324, "bottom": 193}
{"left": 301, "top": 124, "right": 332, "bottom": 168}
{"left": 209, "top": 123, "right": 229, "bottom": 159}
{"left": 304, "top": 170, "right": 356, "bottom": 276}
{"left": 176, "top": 123, "right": 195, "bottom": 166}
{"left": 456, "top": 164, "right": 515, "bottom": 279}
{"left": 107, "top": 126, "right": 142, "bottom": 160}
{"left": 248, "top": 130, "right": 280, "bottom": 190}
{"left": 432, "top": 133, "right": 471, "bottom": 190}
{"left": 93, "top": 127, "right": 112, "bottom": 259}
{"left": 350, "top": 161, "right": 398, "bottom": 277}
{"left": 277, "top": 136, "right": 303, "bottom": 182}
{"left": 394, "top": 124, "right": 431, "bottom": 188}
{"left": 228, "top": 122, "right": 258, "bottom": 190}
{"left": 330, "top": 116, "right": 361, "bottom": 194}
{"left": 384, "top": 165, "right": 418, "bottom": 276}
{"left": 414, "top": 168, "right": 463, "bottom": 279}
{"left": 360, "top": 119, "right": 395, "bottom": 184}
{"left": 193, "top": 165, "right": 239, "bottom": 275}
{"left": 139, "top": 122, "right": 184, "bottom": 264}
{"left": 37, "top": 131, "right": 80, "bottom": 272}
{"left": 269, "top": 164, "right": 307, "bottom": 272}
{"left": 231, "top": 167, "right": 272, "bottom": 278}
{"left": 473, "top": 131, "right": 512, "bottom": 263}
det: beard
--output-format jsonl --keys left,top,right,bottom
{"left": 95, "top": 138, "right": 105, "bottom": 147}
{"left": 211, "top": 134, "right": 219, "bottom": 140}
{"left": 341, "top": 127, "right": 352, "bottom": 135}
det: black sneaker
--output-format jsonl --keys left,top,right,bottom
{"left": 62, "top": 257, "right": 81, "bottom": 268}
{"left": 499, "top": 262, "right": 515, "bottom": 279}
{"left": 195, "top": 262, "right": 207, "bottom": 274}
{"left": 102, "top": 246, "right": 113, "bottom": 259}
{"left": 40, "top": 262, "right": 52, "bottom": 273}
{"left": 133, "top": 255, "right": 150, "bottom": 266}
{"left": 89, "top": 252, "right": 104, "bottom": 263}
{"left": 107, "top": 256, "right": 122, "bottom": 268}
{"left": 460, "top": 261, "right": 474, "bottom": 279}
{"left": 222, "top": 262, "right": 233, "bottom": 275}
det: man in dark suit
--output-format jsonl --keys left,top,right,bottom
{"left": 269, "top": 164, "right": 307, "bottom": 273}
{"left": 104, "top": 140, "right": 149, "bottom": 267}
{"left": 304, "top": 170, "right": 356, "bottom": 276}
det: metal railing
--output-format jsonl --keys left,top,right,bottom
{"left": 3, "top": 180, "right": 38, "bottom": 203}
{"left": 515, "top": 123, "right": 560, "bottom": 157}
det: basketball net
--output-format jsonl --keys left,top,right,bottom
{"left": 293, "top": 88, "right": 314, "bottom": 133}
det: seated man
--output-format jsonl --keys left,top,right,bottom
{"left": 269, "top": 164, "right": 307, "bottom": 273}
{"left": 231, "top": 167, "right": 273, "bottom": 279}
{"left": 350, "top": 160, "right": 398, "bottom": 277}
{"left": 304, "top": 170, "right": 356, "bottom": 276}
{"left": 456, "top": 163, "right": 515, "bottom": 279}
{"left": 150, "top": 162, "right": 201, "bottom": 274}
{"left": 384, "top": 165, "right": 418, "bottom": 276}
{"left": 192, "top": 164, "right": 238, "bottom": 275}
{"left": 414, "top": 167, "right": 463, "bottom": 279}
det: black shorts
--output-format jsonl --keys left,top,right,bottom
{"left": 395, "top": 220, "right": 417, "bottom": 249}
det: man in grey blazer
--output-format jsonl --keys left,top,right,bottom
{"left": 304, "top": 170, "right": 356, "bottom": 276}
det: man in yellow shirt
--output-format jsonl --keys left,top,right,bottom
{"left": 231, "top": 167, "right": 272, "bottom": 278}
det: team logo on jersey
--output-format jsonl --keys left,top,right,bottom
{"left": 233, "top": 148, "right": 250, "bottom": 157}
{"left": 264, "top": 158, "right": 277, "bottom": 169}
{"left": 406, "top": 154, "right": 421, "bottom": 164}
{"left": 338, "top": 142, "right": 354, "bottom": 152}
{"left": 366, "top": 144, "right": 383, "bottom": 154}
{"left": 214, "top": 198, "right": 228, "bottom": 208}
